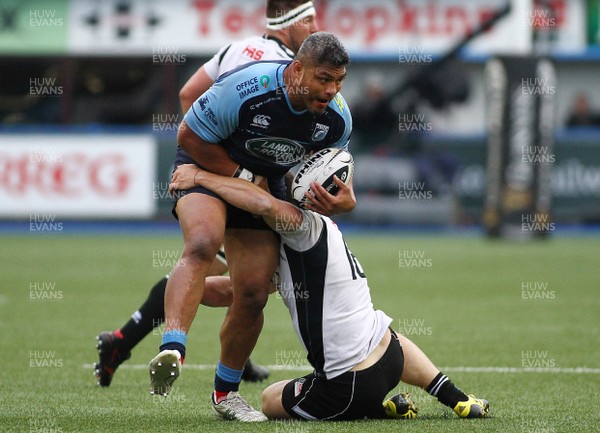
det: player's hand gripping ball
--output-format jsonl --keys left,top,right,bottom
{"left": 291, "top": 148, "right": 354, "bottom": 208}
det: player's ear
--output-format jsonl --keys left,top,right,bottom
{"left": 291, "top": 59, "right": 305, "bottom": 79}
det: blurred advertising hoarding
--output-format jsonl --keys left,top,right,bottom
{"left": 0, "top": 134, "right": 156, "bottom": 218}
{"left": 0, "top": 0, "right": 586, "bottom": 56}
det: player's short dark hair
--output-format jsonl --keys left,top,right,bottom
{"left": 295, "top": 32, "right": 349, "bottom": 68}
{"left": 266, "top": 0, "right": 311, "bottom": 18}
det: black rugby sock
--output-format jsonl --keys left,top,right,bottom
{"left": 118, "top": 276, "right": 168, "bottom": 353}
{"left": 426, "top": 372, "right": 468, "bottom": 408}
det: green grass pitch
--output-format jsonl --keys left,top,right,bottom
{"left": 1, "top": 230, "right": 598, "bottom": 432}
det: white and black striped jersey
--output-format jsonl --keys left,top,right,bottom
{"left": 203, "top": 35, "right": 295, "bottom": 81}
{"left": 277, "top": 210, "right": 392, "bottom": 380}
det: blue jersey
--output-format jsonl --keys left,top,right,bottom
{"left": 183, "top": 61, "right": 352, "bottom": 177}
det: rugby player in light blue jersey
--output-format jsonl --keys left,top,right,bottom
{"left": 150, "top": 32, "right": 356, "bottom": 421}
{"left": 95, "top": 0, "right": 320, "bottom": 390}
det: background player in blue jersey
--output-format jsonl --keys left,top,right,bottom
{"left": 94, "top": 0, "right": 319, "bottom": 388}
{"left": 150, "top": 32, "right": 356, "bottom": 421}
{"left": 168, "top": 161, "right": 490, "bottom": 421}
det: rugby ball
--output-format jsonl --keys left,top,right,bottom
{"left": 291, "top": 148, "right": 354, "bottom": 208}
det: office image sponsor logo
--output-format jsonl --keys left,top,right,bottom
{"left": 29, "top": 9, "right": 63, "bottom": 27}
{"left": 399, "top": 250, "right": 432, "bottom": 268}
{"left": 29, "top": 78, "right": 63, "bottom": 97}
{"left": 29, "top": 281, "right": 63, "bottom": 301}
{"left": 398, "top": 182, "right": 432, "bottom": 200}
{"left": 152, "top": 45, "right": 187, "bottom": 65}
{"left": 398, "top": 318, "right": 433, "bottom": 336}
{"left": 398, "top": 45, "right": 432, "bottom": 64}
{"left": 30, "top": 350, "right": 63, "bottom": 368}
{"left": 521, "top": 281, "right": 555, "bottom": 301}
{"left": 398, "top": 113, "right": 432, "bottom": 133}
{"left": 237, "top": 76, "right": 261, "bottom": 99}
{"left": 29, "top": 214, "right": 63, "bottom": 232}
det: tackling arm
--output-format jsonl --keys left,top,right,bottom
{"left": 170, "top": 164, "right": 304, "bottom": 232}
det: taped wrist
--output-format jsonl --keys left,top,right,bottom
{"left": 232, "top": 167, "right": 263, "bottom": 185}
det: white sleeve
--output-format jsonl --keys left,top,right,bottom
{"left": 203, "top": 44, "right": 232, "bottom": 80}
{"left": 280, "top": 210, "right": 325, "bottom": 252}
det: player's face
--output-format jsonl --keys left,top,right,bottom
{"left": 286, "top": 15, "right": 319, "bottom": 53}
{"left": 303, "top": 65, "right": 346, "bottom": 115}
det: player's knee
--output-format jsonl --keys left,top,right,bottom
{"left": 261, "top": 382, "right": 288, "bottom": 419}
{"left": 261, "top": 389, "right": 275, "bottom": 418}
{"left": 234, "top": 284, "right": 269, "bottom": 313}
{"left": 181, "top": 235, "right": 221, "bottom": 265}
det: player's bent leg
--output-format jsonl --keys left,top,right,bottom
{"left": 211, "top": 229, "right": 277, "bottom": 419}
{"left": 164, "top": 192, "right": 226, "bottom": 335}
{"left": 98, "top": 245, "right": 227, "bottom": 388}
{"left": 95, "top": 276, "right": 169, "bottom": 387}
{"left": 397, "top": 334, "right": 439, "bottom": 388}
{"left": 94, "top": 331, "right": 131, "bottom": 387}
{"left": 219, "top": 228, "right": 278, "bottom": 370}
{"left": 397, "top": 334, "right": 489, "bottom": 418}
{"left": 150, "top": 192, "right": 226, "bottom": 395}
{"left": 262, "top": 380, "right": 294, "bottom": 419}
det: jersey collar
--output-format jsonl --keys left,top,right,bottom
{"left": 263, "top": 34, "right": 295, "bottom": 58}
{"left": 276, "top": 64, "right": 307, "bottom": 115}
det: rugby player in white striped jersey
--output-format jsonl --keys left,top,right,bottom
{"left": 168, "top": 161, "right": 490, "bottom": 421}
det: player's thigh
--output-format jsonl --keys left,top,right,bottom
{"left": 224, "top": 228, "right": 278, "bottom": 294}
{"left": 176, "top": 192, "right": 227, "bottom": 259}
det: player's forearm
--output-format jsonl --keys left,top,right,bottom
{"left": 194, "top": 170, "right": 276, "bottom": 218}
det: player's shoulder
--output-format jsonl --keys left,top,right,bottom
{"left": 214, "top": 60, "right": 288, "bottom": 103}
{"left": 222, "top": 35, "right": 294, "bottom": 62}
{"left": 328, "top": 93, "right": 351, "bottom": 121}
{"left": 216, "top": 60, "right": 288, "bottom": 84}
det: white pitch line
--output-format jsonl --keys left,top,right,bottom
{"left": 84, "top": 363, "right": 600, "bottom": 374}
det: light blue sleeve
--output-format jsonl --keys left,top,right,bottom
{"left": 183, "top": 75, "right": 241, "bottom": 144}
{"left": 329, "top": 93, "right": 352, "bottom": 150}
